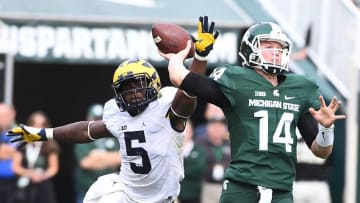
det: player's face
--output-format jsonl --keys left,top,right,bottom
{"left": 119, "top": 79, "right": 146, "bottom": 106}
{"left": 259, "top": 41, "right": 284, "bottom": 66}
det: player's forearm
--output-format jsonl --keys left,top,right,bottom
{"left": 311, "top": 141, "right": 333, "bottom": 159}
{"left": 188, "top": 58, "right": 207, "bottom": 75}
{"left": 168, "top": 58, "right": 207, "bottom": 86}
{"left": 310, "top": 124, "right": 334, "bottom": 159}
{"left": 171, "top": 91, "right": 197, "bottom": 119}
{"left": 52, "top": 120, "right": 110, "bottom": 142}
{"left": 168, "top": 58, "right": 206, "bottom": 119}
{"left": 168, "top": 55, "right": 190, "bottom": 87}
{"left": 53, "top": 121, "right": 91, "bottom": 143}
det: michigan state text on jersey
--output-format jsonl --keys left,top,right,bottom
{"left": 164, "top": 21, "right": 345, "bottom": 203}
{"left": 209, "top": 64, "right": 320, "bottom": 191}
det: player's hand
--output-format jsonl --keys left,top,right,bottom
{"left": 159, "top": 40, "right": 192, "bottom": 87}
{"left": 194, "top": 16, "right": 219, "bottom": 59}
{"left": 159, "top": 40, "right": 192, "bottom": 62}
{"left": 7, "top": 124, "right": 48, "bottom": 145}
{"left": 309, "top": 96, "right": 346, "bottom": 127}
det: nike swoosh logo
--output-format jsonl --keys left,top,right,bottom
{"left": 284, "top": 96, "right": 296, "bottom": 100}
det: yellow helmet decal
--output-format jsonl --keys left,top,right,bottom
{"left": 112, "top": 59, "right": 161, "bottom": 93}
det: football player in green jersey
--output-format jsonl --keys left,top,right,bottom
{"left": 162, "top": 21, "right": 346, "bottom": 202}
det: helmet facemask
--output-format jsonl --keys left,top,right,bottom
{"left": 239, "top": 22, "right": 292, "bottom": 75}
{"left": 112, "top": 73, "right": 158, "bottom": 116}
{"left": 112, "top": 59, "right": 161, "bottom": 116}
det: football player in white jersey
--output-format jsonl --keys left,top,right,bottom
{"left": 6, "top": 16, "right": 219, "bottom": 203}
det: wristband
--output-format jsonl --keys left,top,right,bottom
{"left": 194, "top": 52, "right": 207, "bottom": 61}
{"left": 170, "top": 107, "right": 190, "bottom": 119}
{"left": 24, "top": 126, "right": 53, "bottom": 141}
{"left": 45, "top": 128, "right": 54, "bottom": 139}
{"left": 182, "top": 90, "right": 197, "bottom": 99}
{"left": 87, "top": 121, "right": 97, "bottom": 141}
{"left": 315, "top": 124, "right": 334, "bottom": 147}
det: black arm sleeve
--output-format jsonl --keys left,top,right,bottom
{"left": 297, "top": 113, "right": 318, "bottom": 148}
{"left": 179, "top": 72, "right": 231, "bottom": 108}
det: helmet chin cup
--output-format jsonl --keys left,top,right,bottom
{"left": 126, "top": 101, "right": 150, "bottom": 117}
{"left": 126, "top": 87, "right": 157, "bottom": 116}
{"left": 261, "top": 64, "right": 285, "bottom": 74}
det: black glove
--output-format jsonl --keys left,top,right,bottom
{"left": 194, "top": 16, "right": 220, "bottom": 60}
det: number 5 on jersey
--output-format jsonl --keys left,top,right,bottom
{"left": 125, "top": 131, "right": 152, "bottom": 174}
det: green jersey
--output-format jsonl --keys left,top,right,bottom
{"left": 209, "top": 65, "right": 320, "bottom": 191}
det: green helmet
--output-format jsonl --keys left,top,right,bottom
{"left": 239, "top": 22, "right": 292, "bottom": 74}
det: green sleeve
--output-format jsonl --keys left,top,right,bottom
{"left": 209, "top": 65, "right": 237, "bottom": 107}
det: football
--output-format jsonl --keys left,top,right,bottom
{"left": 152, "top": 23, "right": 194, "bottom": 58}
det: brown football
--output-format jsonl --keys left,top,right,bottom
{"left": 152, "top": 23, "right": 194, "bottom": 59}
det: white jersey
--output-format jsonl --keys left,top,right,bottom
{"left": 102, "top": 87, "right": 185, "bottom": 203}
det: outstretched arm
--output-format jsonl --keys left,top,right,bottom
{"left": 167, "top": 58, "right": 209, "bottom": 131}
{"left": 163, "top": 41, "right": 192, "bottom": 87}
{"left": 167, "top": 16, "right": 219, "bottom": 131}
{"left": 53, "top": 120, "right": 111, "bottom": 142}
{"left": 7, "top": 120, "right": 112, "bottom": 147}
{"left": 309, "top": 96, "right": 346, "bottom": 158}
